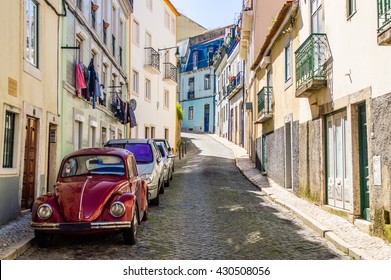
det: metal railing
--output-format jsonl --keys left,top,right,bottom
{"left": 295, "top": 33, "right": 330, "bottom": 90}
{"left": 164, "top": 62, "right": 178, "bottom": 82}
{"left": 257, "top": 86, "right": 272, "bottom": 117}
{"left": 145, "top": 47, "right": 160, "bottom": 71}
{"left": 378, "top": 0, "right": 391, "bottom": 32}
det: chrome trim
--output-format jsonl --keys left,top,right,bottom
{"left": 31, "top": 221, "right": 132, "bottom": 231}
{"left": 37, "top": 204, "right": 53, "bottom": 220}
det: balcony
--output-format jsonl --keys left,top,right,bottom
{"left": 378, "top": 0, "right": 391, "bottom": 45}
{"left": 144, "top": 47, "right": 160, "bottom": 74}
{"left": 240, "top": 0, "right": 253, "bottom": 59}
{"left": 227, "top": 71, "right": 243, "bottom": 99}
{"left": 163, "top": 62, "right": 178, "bottom": 84}
{"left": 256, "top": 87, "right": 273, "bottom": 123}
{"left": 295, "top": 33, "right": 331, "bottom": 98}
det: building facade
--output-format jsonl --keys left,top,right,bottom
{"left": 0, "top": 0, "right": 62, "bottom": 224}
{"left": 130, "top": 0, "right": 178, "bottom": 148}
{"left": 179, "top": 28, "right": 226, "bottom": 133}
{"left": 245, "top": 0, "right": 391, "bottom": 242}
{"left": 60, "top": 0, "right": 133, "bottom": 162}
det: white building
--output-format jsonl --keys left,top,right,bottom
{"left": 130, "top": 0, "right": 179, "bottom": 146}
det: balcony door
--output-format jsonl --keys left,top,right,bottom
{"left": 326, "top": 111, "right": 352, "bottom": 211}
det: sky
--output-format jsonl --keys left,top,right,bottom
{"left": 170, "top": 0, "right": 243, "bottom": 30}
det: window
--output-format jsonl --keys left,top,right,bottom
{"left": 145, "top": 127, "right": 150, "bottom": 139}
{"left": 76, "top": 0, "right": 82, "bottom": 10}
{"left": 164, "top": 11, "right": 170, "bottom": 29}
{"left": 132, "top": 70, "right": 139, "bottom": 94}
{"left": 311, "top": 0, "right": 323, "bottom": 33}
{"left": 74, "top": 121, "right": 83, "bottom": 150}
{"left": 164, "top": 90, "right": 169, "bottom": 108}
{"left": 89, "top": 126, "right": 96, "bottom": 147}
{"left": 112, "top": 34, "right": 116, "bottom": 57}
{"left": 285, "top": 41, "right": 292, "bottom": 82}
{"left": 192, "top": 51, "right": 198, "bottom": 69}
{"left": 100, "top": 64, "right": 107, "bottom": 106}
{"left": 347, "top": 0, "right": 356, "bottom": 17}
{"left": 145, "top": 78, "right": 151, "bottom": 100}
{"left": 171, "top": 18, "right": 175, "bottom": 34}
{"left": 101, "top": 126, "right": 107, "bottom": 146}
{"left": 75, "top": 36, "right": 83, "bottom": 63}
{"left": 25, "top": 0, "right": 39, "bottom": 67}
{"left": 118, "top": 129, "right": 123, "bottom": 139}
{"left": 132, "top": 20, "right": 140, "bottom": 45}
{"left": 165, "top": 128, "right": 169, "bottom": 141}
{"left": 110, "top": 128, "right": 115, "bottom": 140}
{"left": 2, "top": 111, "right": 16, "bottom": 168}
{"left": 151, "top": 126, "right": 155, "bottom": 138}
{"left": 145, "top": 32, "right": 152, "bottom": 48}
{"left": 204, "top": 74, "right": 211, "bottom": 90}
{"left": 188, "top": 106, "right": 194, "bottom": 120}
{"left": 91, "top": 1, "right": 96, "bottom": 29}
{"left": 103, "top": 24, "right": 107, "bottom": 44}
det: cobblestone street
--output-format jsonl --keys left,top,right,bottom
{"left": 17, "top": 134, "right": 348, "bottom": 260}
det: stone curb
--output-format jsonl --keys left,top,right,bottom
{"left": 0, "top": 237, "right": 34, "bottom": 260}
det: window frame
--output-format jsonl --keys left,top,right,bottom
{"left": 2, "top": 111, "right": 17, "bottom": 170}
{"left": 347, "top": 0, "right": 356, "bottom": 18}
{"left": 132, "top": 70, "right": 139, "bottom": 95}
{"left": 188, "top": 106, "right": 194, "bottom": 120}
{"left": 284, "top": 40, "right": 292, "bottom": 83}
{"left": 145, "top": 78, "right": 151, "bottom": 100}
{"left": 25, "top": 0, "right": 39, "bottom": 68}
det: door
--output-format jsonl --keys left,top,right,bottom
{"left": 358, "top": 103, "right": 370, "bottom": 220}
{"left": 204, "top": 104, "right": 210, "bottom": 132}
{"left": 22, "top": 116, "right": 38, "bottom": 209}
{"left": 261, "top": 135, "right": 267, "bottom": 173}
{"left": 326, "top": 111, "right": 352, "bottom": 211}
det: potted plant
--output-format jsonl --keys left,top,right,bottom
{"left": 103, "top": 20, "right": 110, "bottom": 29}
{"left": 92, "top": 3, "right": 99, "bottom": 11}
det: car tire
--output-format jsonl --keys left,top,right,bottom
{"left": 164, "top": 178, "right": 170, "bottom": 187}
{"left": 123, "top": 210, "right": 138, "bottom": 245}
{"left": 169, "top": 169, "right": 173, "bottom": 180}
{"left": 150, "top": 193, "right": 159, "bottom": 206}
{"left": 142, "top": 196, "right": 148, "bottom": 221}
{"left": 35, "top": 230, "right": 52, "bottom": 248}
{"left": 159, "top": 180, "right": 165, "bottom": 194}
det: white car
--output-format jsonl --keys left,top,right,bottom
{"left": 104, "top": 139, "right": 164, "bottom": 206}
{"left": 155, "top": 141, "right": 175, "bottom": 187}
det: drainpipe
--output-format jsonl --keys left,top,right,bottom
{"left": 212, "top": 69, "right": 216, "bottom": 133}
{"left": 241, "top": 60, "right": 245, "bottom": 146}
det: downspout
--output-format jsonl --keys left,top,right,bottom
{"left": 241, "top": 60, "right": 245, "bottom": 146}
{"left": 212, "top": 69, "right": 216, "bottom": 133}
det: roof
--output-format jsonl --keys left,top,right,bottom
{"left": 250, "top": 1, "right": 297, "bottom": 71}
{"left": 64, "top": 147, "right": 131, "bottom": 158}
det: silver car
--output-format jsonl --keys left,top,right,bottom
{"left": 104, "top": 139, "right": 164, "bottom": 206}
{"left": 156, "top": 141, "right": 175, "bottom": 187}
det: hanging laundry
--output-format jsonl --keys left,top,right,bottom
{"left": 87, "top": 58, "right": 96, "bottom": 101}
{"left": 75, "top": 63, "right": 86, "bottom": 97}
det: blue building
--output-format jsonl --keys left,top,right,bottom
{"left": 178, "top": 27, "right": 228, "bottom": 133}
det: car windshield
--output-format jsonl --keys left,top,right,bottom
{"left": 125, "top": 143, "right": 153, "bottom": 164}
{"left": 61, "top": 155, "right": 125, "bottom": 177}
{"left": 157, "top": 144, "right": 166, "bottom": 157}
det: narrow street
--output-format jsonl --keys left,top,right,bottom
{"left": 17, "top": 133, "right": 348, "bottom": 260}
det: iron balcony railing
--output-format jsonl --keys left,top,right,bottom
{"left": 257, "top": 86, "right": 272, "bottom": 117}
{"left": 164, "top": 62, "right": 178, "bottom": 82}
{"left": 378, "top": 0, "right": 391, "bottom": 32}
{"left": 242, "top": 0, "right": 253, "bottom": 11}
{"left": 145, "top": 47, "right": 160, "bottom": 72}
{"left": 295, "top": 33, "right": 331, "bottom": 90}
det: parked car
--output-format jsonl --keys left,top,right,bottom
{"left": 31, "top": 147, "right": 148, "bottom": 247}
{"left": 155, "top": 141, "right": 174, "bottom": 187}
{"left": 153, "top": 138, "right": 175, "bottom": 172}
{"left": 104, "top": 139, "right": 164, "bottom": 206}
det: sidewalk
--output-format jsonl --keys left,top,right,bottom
{"left": 208, "top": 133, "right": 391, "bottom": 260}
{"left": 2, "top": 134, "right": 391, "bottom": 260}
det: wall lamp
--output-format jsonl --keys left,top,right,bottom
{"left": 158, "top": 46, "right": 180, "bottom": 59}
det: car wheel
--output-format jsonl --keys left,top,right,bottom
{"left": 142, "top": 196, "right": 148, "bottom": 221}
{"left": 164, "top": 178, "right": 170, "bottom": 187}
{"left": 159, "top": 180, "right": 165, "bottom": 194}
{"left": 123, "top": 210, "right": 138, "bottom": 245}
{"left": 150, "top": 193, "right": 159, "bottom": 206}
{"left": 35, "top": 230, "right": 53, "bottom": 248}
{"left": 169, "top": 169, "right": 173, "bottom": 181}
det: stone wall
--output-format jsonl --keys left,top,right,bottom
{"left": 370, "top": 93, "right": 391, "bottom": 241}
{"left": 298, "top": 119, "right": 323, "bottom": 204}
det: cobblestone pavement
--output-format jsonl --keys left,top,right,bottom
{"left": 16, "top": 133, "right": 348, "bottom": 260}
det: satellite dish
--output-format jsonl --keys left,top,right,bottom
{"left": 130, "top": 99, "right": 137, "bottom": 111}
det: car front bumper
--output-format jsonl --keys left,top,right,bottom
{"left": 31, "top": 221, "right": 132, "bottom": 231}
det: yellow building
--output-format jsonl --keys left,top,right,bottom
{"left": 0, "top": 0, "right": 62, "bottom": 224}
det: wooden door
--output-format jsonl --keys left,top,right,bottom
{"left": 22, "top": 116, "right": 38, "bottom": 209}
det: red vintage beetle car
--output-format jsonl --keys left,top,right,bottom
{"left": 31, "top": 147, "right": 148, "bottom": 247}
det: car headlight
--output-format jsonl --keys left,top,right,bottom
{"left": 37, "top": 204, "right": 53, "bottom": 220}
{"left": 141, "top": 174, "right": 153, "bottom": 184}
{"left": 110, "top": 201, "right": 125, "bottom": 218}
